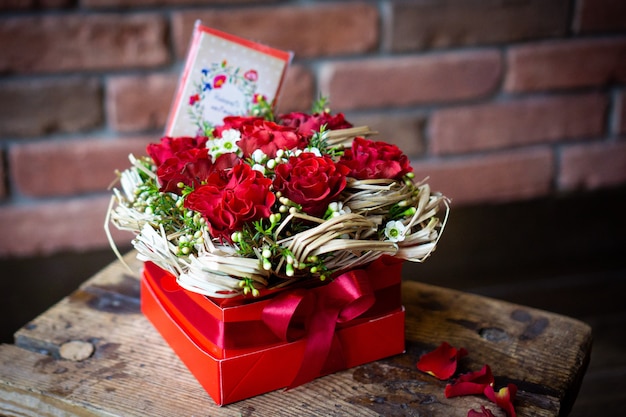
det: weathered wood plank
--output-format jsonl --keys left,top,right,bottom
{"left": 400, "top": 282, "right": 591, "bottom": 417}
{"left": 0, "top": 255, "right": 591, "bottom": 417}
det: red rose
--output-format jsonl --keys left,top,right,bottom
{"left": 155, "top": 147, "right": 214, "bottom": 194}
{"left": 237, "top": 119, "right": 306, "bottom": 159}
{"left": 184, "top": 162, "right": 275, "bottom": 240}
{"left": 338, "top": 137, "right": 413, "bottom": 180}
{"left": 278, "top": 111, "right": 353, "bottom": 138}
{"left": 146, "top": 136, "right": 212, "bottom": 193}
{"left": 146, "top": 136, "right": 208, "bottom": 167}
{"left": 273, "top": 153, "right": 350, "bottom": 217}
{"left": 213, "top": 116, "right": 263, "bottom": 138}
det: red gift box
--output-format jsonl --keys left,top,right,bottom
{"left": 141, "top": 256, "right": 405, "bottom": 405}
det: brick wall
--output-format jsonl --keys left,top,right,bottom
{"left": 1, "top": 0, "right": 625, "bottom": 258}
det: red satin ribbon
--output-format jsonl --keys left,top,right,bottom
{"left": 147, "top": 256, "right": 403, "bottom": 360}
{"left": 261, "top": 269, "right": 375, "bottom": 388}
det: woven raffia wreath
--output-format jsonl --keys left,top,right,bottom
{"left": 107, "top": 103, "right": 449, "bottom": 299}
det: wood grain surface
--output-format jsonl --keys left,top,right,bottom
{"left": 0, "top": 253, "right": 591, "bottom": 417}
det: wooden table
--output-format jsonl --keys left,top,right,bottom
{"left": 0, "top": 254, "right": 591, "bottom": 417}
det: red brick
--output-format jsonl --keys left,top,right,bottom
{"left": 0, "top": 149, "right": 6, "bottom": 199}
{"left": 172, "top": 4, "right": 378, "bottom": 59}
{"left": 388, "top": 0, "right": 569, "bottom": 52}
{"left": 347, "top": 112, "right": 426, "bottom": 157}
{"left": 83, "top": 0, "right": 275, "bottom": 7}
{"left": 276, "top": 64, "right": 315, "bottom": 114}
{"left": 319, "top": 50, "right": 501, "bottom": 111}
{"left": 559, "top": 142, "right": 626, "bottom": 191}
{"left": 0, "top": 0, "right": 30, "bottom": 9}
{"left": 107, "top": 73, "right": 178, "bottom": 133}
{"left": 430, "top": 93, "right": 608, "bottom": 155}
{"left": 574, "top": 0, "right": 626, "bottom": 33}
{"left": 616, "top": 90, "right": 626, "bottom": 135}
{"left": 505, "top": 38, "right": 626, "bottom": 92}
{"left": 411, "top": 148, "right": 554, "bottom": 206}
{"left": 0, "top": 195, "right": 135, "bottom": 257}
{"left": 10, "top": 136, "right": 153, "bottom": 197}
{"left": 0, "top": 14, "right": 169, "bottom": 74}
{"left": 0, "top": 78, "right": 102, "bottom": 138}
{"left": 0, "top": 0, "right": 70, "bottom": 10}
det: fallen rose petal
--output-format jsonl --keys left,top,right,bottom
{"left": 445, "top": 364, "right": 494, "bottom": 398}
{"left": 416, "top": 341, "right": 468, "bottom": 380}
{"left": 467, "top": 405, "right": 497, "bottom": 417}
{"left": 484, "top": 383, "right": 518, "bottom": 417}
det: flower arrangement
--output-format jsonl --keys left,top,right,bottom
{"left": 107, "top": 97, "right": 449, "bottom": 299}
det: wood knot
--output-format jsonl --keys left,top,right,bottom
{"left": 59, "top": 340, "right": 94, "bottom": 362}
{"left": 478, "top": 327, "right": 510, "bottom": 342}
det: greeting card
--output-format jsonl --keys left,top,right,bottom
{"left": 165, "top": 22, "right": 293, "bottom": 137}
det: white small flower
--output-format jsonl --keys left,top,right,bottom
{"left": 206, "top": 129, "right": 242, "bottom": 160}
{"left": 251, "top": 149, "right": 266, "bottom": 164}
{"left": 221, "top": 139, "right": 236, "bottom": 153}
{"left": 252, "top": 164, "right": 266, "bottom": 174}
{"left": 220, "top": 128, "right": 241, "bottom": 143}
{"left": 304, "top": 146, "right": 322, "bottom": 157}
{"left": 384, "top": 220, "right": 406, "bottom": 242}
{"left": 328, "top": 201, "right": 351, "bottom": 217}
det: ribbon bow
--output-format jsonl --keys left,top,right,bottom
{"left": 262, "top": 269, "right": 375, "bottom": 388}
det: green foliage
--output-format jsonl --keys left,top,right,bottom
{"left": 249, "top": 95, "right": 275, "bottom": 121}
{"left": 311, "top": 95, "right": 330, "bottom": 114}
